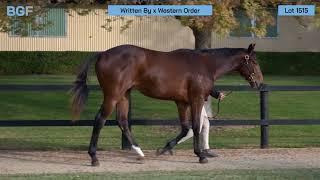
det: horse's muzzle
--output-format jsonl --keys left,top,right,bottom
{"left": 251, "top": 81, "right": 264, "bottom": 90}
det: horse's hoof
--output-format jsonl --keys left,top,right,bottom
{"left": 156, "top": 148, "right": 166, "bottom": 156}
{"left": 91, "top": 160, "right": 100, "bottom": 167}
{"left": 156, "top": 148, "right": 173, "bottom": 156}
{"left": 136, "top": 156, "right": 145, "bottom": 161}
{"left": 199, "top": 157, "right": 208, "bottom": 164}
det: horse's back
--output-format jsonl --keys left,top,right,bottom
{"left": 96, "top": 45, "right": 200, "bottom": 76}
{"left": 95, "top": 45, "right": 211, "bottom": 102}
{"left": 96, "top": 45, "right": 146, "bottom": 73}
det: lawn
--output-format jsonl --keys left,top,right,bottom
{"left": 0, "top": 75, "right": 319, "bottom": 150}
{"left": 1, "top": 169, "right": 320, "bottom": 180}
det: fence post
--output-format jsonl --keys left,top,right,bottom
{"left": 260, "top": 84, "right": 269, "bottom": 149}
{"left": 121, "top": 90, "right": 132, "bottom": 150}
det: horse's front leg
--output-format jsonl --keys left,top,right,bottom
{"left": 157, "top": 104, "right": 208, "bottom": 156}
{"left": 157, "top": 101, "right": 190, "bottom": 155}
{"left": 190, "top": 97, "right": 208, "bottom": 163}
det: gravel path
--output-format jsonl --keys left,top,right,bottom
{"left": 0, "top": 148, "right": 319, "bottom": 174}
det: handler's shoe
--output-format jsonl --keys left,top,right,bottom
{"left": 203, "top": 149, "right": 218, "bottom": 158}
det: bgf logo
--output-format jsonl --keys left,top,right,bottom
{"left": 7, "top": 6, "right": 33, "bottom": 16}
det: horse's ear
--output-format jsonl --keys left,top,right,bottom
{"left": 247, "top": 43, "right": 256, "bottom": 55}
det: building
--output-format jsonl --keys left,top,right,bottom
{"left": 1, "top": 8, "right": 319, "bottom": 52}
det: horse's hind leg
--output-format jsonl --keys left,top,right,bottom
{"left": 117, "top": 92, "right": 144, "bottom": 158}
{"left": 88, "top": 98, "right": 116, "bottom": 166}
{"left": 157, "top": 101, "right": 190, "bottom": 155}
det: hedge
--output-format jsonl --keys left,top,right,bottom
{"left": 257, "top": 52, "right": 320, "bottom": 75}
{"left": 0, "top": 52, "right": 92, "bottom": 75}
{"left": 0, "top": 51, "right": 319, "bottom": 75}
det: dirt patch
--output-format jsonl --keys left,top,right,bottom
{"left": 0, "top": 148, "right": 320, "bottom": 175}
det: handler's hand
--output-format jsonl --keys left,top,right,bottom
{"left": 218, "top": 92, "right": 226, "bottom": 101}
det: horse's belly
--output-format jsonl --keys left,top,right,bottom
{"left": 135, "top": 79, "right": 188, "bottom": 102}
{"left": 138, "top": 88, "right": 187, "bottom": 102}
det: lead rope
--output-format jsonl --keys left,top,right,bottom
{"left": 210, "top": 91, "right": 233, "bottom": 119}
{"left": 210, "top": 55, "right": 253, "bottom": 119}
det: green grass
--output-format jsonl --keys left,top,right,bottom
{"left": 0, "top": 75, "right": 319, "bottom": 150}
{"left": 1, "top": 169, "right": 320, "bottom": 180}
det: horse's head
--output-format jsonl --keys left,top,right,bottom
{"left": 237, "top": 44, "right": 264, "bottom": 89}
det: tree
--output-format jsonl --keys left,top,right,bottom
{"left": 1, "top": 0, "right": 319, "bottom": 50}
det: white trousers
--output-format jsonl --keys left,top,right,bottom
{"left": 177, "top": 99, "right": 212, "bottom": 150}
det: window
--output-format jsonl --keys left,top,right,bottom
{"left": 10, "top": 8, "right": 66, "bottom": 37}
{"left": 230, "top": 9, "right": 278, "bottom": 38}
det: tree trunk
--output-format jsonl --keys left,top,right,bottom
{"left": 192, "top": 28, "right": 212, "bottom": 50}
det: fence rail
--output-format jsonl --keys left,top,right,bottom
{"left": 1, "top": 84, "right": 320, "bottom": 149}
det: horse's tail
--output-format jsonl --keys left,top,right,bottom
{"left": 70, "top": 53, "right": 101, "bottom": 120}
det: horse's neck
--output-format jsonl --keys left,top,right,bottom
{"left": 212, "top": 57, "right": 239, "bottom": 80}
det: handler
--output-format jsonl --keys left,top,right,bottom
{"left": 177, "top": 90, "right": 225, "bottom": 157}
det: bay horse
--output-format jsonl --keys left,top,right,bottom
{"left": 71, "top": 43, "right": 263, "bottom": 165}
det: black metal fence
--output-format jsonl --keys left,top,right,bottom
{"left": 1, "top": 84, "right": 320, "bottom": 149}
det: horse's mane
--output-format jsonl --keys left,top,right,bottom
{"left": 199, "top": 48, "right": 247, "bottom": 58}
